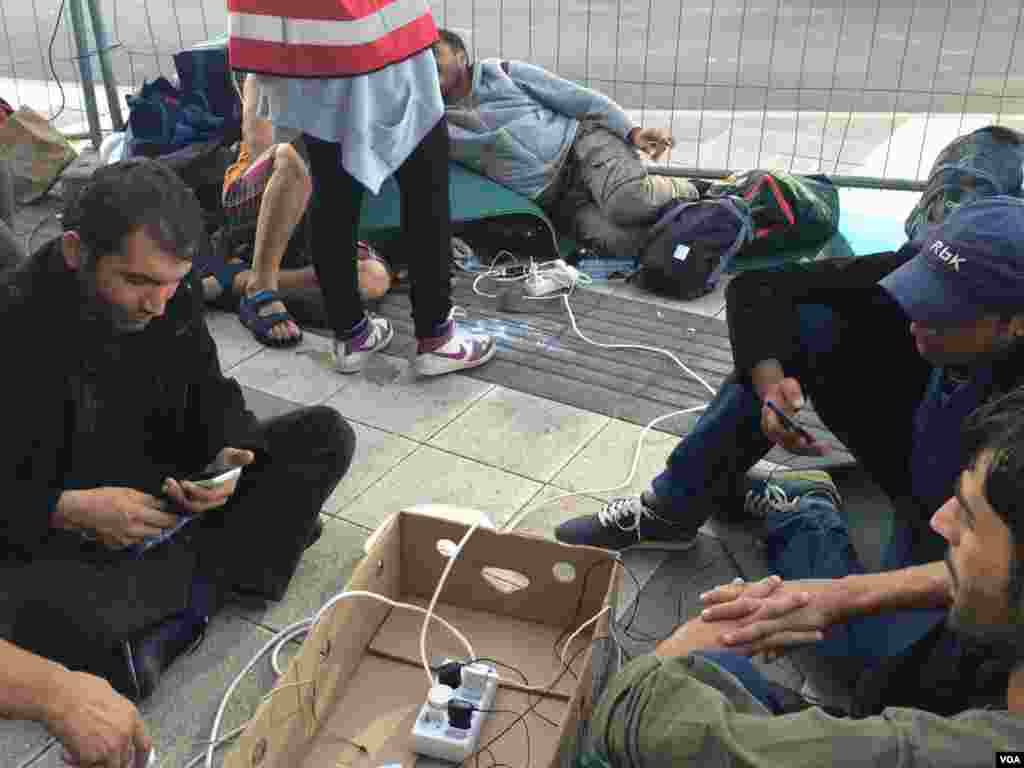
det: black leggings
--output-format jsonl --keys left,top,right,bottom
{"left": 304, "top": 117, "right": 454, "bottom": 339}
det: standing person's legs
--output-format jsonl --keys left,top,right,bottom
{"left": 396, "top": 116, "right": 496, "bottom": 375}
{"left": 393, "top": 117, "right": 452, "bottom": 338}
{"left": 304, "top": 134, "right": 395, "bottom": 372}
{"left": 303, "top": 136, "right": 365, "bottom": 334}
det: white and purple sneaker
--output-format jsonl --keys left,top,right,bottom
{"left": 414, "top": 308, "right": 497, "bottom": 377}
{"left": 334, "top": 314, "right": 394, "bottom": 374}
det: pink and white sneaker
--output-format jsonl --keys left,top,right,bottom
{"left": 334, "top": 314, "right": 394, "bottom": 374}
{"left": 414, "top": 308, "right": 497, "bottom": 377}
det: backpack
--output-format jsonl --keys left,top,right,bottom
{"left": 636, "top": 170, "right": 840, "bottom": 299}
{"left": 125, "top": 43, "right": 241, "bottom": 163}
{"left": 707, "top": 170, "right": 840, "bottom": 259}
{"left": 634, "top": 196, "right": 753, "bottom": 299}
{"left": 904, "top": 125, "right": 1024, "bottom": 243}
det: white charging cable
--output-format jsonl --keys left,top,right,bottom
{"left": 420, "top": 518, "right": 483, "bottom": 685}
{"left": 475, "top": 249, "right": 719, "bottom": 531}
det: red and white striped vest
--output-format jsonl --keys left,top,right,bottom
{"left": 228, "top": 0, "right": 438, "bottom": 78}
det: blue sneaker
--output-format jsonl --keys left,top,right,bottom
{"left": 554, "top": 492, "right": 700, "bottom": 551}
{"left": 742, "top": 470, "right": 842, "bottom": 519}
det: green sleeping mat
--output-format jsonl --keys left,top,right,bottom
{"left": 358, "top": 162, "right": 920, "bottom": 271}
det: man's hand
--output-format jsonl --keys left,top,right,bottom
{"left": 43, "top": 668, "right": 151, "bottom": 768}
{"left": 55, "top": 489, "right": 179, "bottom": 550}
{"left": 751, "top": 360, "right": 828, "bottom": 456}
{"left": 654, "top": 615, "right": 739, "bottom": 658}
{"left": 161, "top": 447, "right": 255, "bottom": 516}
{"left": 631, "top": 127, "right": 674, "bottom": 161}
{"left": 698, "top": 575, "right": 850, "bottom": 658}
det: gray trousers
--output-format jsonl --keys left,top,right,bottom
{"left": 539, "top": 118, "right": 698, "bottom": 258}
{"left": 0, "top": 159, "right": 24, "bottom": 270}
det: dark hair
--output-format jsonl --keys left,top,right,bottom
{"left": 435, "top": 28, "right": 469, "bottom": 63}
{"left": 62, "top": 157, "right": 203, "bottom": 263}
{"left": 984, "top": 125, "right": 1024, "bottom": 145}
{"left": 962, "top": 387, "right": 1024, "bottom": 599}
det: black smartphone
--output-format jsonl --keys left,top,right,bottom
{"left": 764, "top": 400, "right": 815, "bottom": 443}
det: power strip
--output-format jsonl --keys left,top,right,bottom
{"left": 523, "top": 259, "right": 580, "bottom": 297}
{"left": 411, "top": 661, "right": 499, "bottom": 763}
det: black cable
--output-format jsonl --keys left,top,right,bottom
{"left": 464, "top": 658, "right": 560, "bottom": 728}
{"left": 551, "top": 557, "right": 611, "bottom": 680}
{"left": 613, "top": 557, "right": 663, "bottom": 644}
{"left": 459, "top": 640, "right": 603, "bottom": 768}
{"left": 47, "top": 0, "right": 68, "bottom": 123}
{"left": 472, "top": 709, "right": 529, "bottom": 768}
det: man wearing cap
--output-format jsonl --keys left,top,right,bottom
{"left": 555, "top": 198, "right": 1024, "bottom": 701}
{"left": 559, "top": 195, "right": 1024, "bottom": 556}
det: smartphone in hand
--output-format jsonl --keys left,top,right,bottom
{"left": 764, "top": 400, "right": 815, "bottom": 443}
{"left": 188, "top": 466, "right": 243, "bottom": 490}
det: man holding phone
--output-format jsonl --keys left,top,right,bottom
{"left": 0, "top": 159, "right": 356, "bottom": 702}
{"left": 557, "top": 194, "right": 1024, "bottom": 568}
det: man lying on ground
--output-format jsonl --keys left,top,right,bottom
{"left": 433, "top": 29, "right": 701, "bottom": 261}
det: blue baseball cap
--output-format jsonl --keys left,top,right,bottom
{"left": 880, "top": 196, "right": 1024, "bottom": 327}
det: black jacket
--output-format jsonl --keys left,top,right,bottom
{"left": 0, "top": 239, "right": 264, "bottom": 559}
{"left": 725, "top": 243, "right": 1024, "bottom": 405}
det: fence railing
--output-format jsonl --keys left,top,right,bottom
{"left": 3, "top": 0, "right": 1023, "bottom": 185}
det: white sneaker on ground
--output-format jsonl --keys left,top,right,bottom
{"left": 414, "top": 307, "right": 497, "bottom": 377}
{"left": 333, "top": 314, "right": 394, "bottom": 374}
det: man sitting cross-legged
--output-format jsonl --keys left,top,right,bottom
{"left": 0, "top": 158, "right": 356, "bottom": 702}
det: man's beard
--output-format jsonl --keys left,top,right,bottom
{"left": 76, "top": 268, "right": 147, "bottom": 334}
{"left": 947, "top": 551, "right": 1024, "bottom": 658}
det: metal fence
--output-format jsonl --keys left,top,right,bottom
{"left": 3, "top": 0, "right": 1024, "bottom": 184}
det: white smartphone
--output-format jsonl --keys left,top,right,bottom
{"left": 189, "top": 465, "right": 243, "bottom": 489}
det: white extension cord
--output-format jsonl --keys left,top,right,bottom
{"left": 522, "top": 259, "right": 589, "bottom": 297}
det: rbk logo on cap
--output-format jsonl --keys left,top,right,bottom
{"left": 929, "top": 239, "right": 967, "bottom": 271}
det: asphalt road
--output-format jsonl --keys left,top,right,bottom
{"left": 2, "top": 0, "right": 1023, "bottom": 113}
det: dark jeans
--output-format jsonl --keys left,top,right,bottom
{"left": 690, "top": 440, "right": 952, "bottom": 716}
{"left": 303, "top": 117, "right": 453, "bottom": 339}
{"left": 695, "top": 622, "right": 1007, "bottom": 718}
{"left": 652, "top": 304, "right": 940, "bottom": 563}
{"left": 760, "top": 486, "right": 944, "bottom": 663}
{"left": 691, "top": 489, "right": 945, "bottom": 715}
{"left": 7, "top": 406, "right": 354, "bottom": 684}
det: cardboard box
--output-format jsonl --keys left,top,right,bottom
{"left": 225, "top": 511, "right": 620, "bottom": 768}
